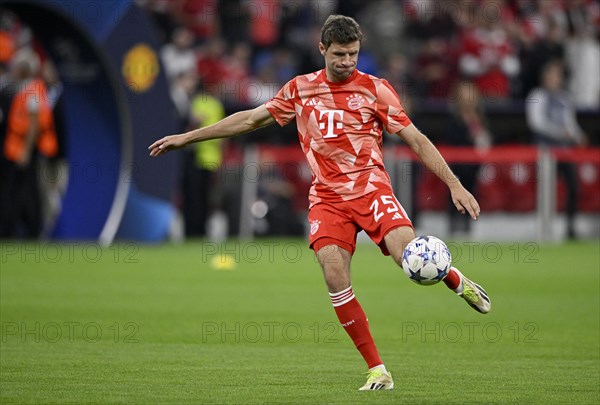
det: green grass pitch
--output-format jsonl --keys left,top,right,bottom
{"left": 1, "top": 239, "right": 598, "bottom": 404}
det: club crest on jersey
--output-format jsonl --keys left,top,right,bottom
{"left": 310, "top": 220, "right": 321, "bottom": 235}
{"left": 346, "top": 94, "right": 365, "bottom": 110}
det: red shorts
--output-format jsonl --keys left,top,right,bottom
{"left": 308, "top": 186, "right": 413, "bottom": 256}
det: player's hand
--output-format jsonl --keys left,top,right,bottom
{"left": 148, "top": 133, "right": 188, "bottom": 157}
{"left": 450, "top": 185, "right": 480, "bottom": 220}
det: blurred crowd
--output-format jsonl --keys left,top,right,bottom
{"left": 0, "top": 11, "right": 66, "bottom": 239}
{"left": 1, "top": 0, "right": 598, "bottom": 240}
{"left": 136, "top": 0, "right": 598, "bottom": 239}
{"left": 138, "top": 0, "right": 600, "bottom": 126}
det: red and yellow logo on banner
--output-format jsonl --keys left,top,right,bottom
{"left": 122, "top": 44, "right": 159, "bottom": 93}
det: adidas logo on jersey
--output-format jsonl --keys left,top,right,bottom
{"left": 305, "top": 98, "right": 318, "bottom": 106}
{"left": 392, "top": 213, "right": 402, "bottom": 220}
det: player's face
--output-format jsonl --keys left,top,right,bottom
{"left": 319, "top": 41, "right": 360, "bottom": 82}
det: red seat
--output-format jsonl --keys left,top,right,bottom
{"left": 416, "top": 170, "right": 447, "bottom": 210}
{"left": 505, "top": 162, "right": 537, "bottom": 212}
{"left": 476, "top": 163, "right": 509, "bottom": 211}
{"left": 578, "top": 163, "right": 600, "bottom": 212}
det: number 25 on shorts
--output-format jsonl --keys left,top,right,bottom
{"left": 369, "top": 195, "right": 403, "bottom": 222}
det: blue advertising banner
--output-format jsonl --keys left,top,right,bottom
{"left": 0, "top": 0, "right": 180, "bottom": 242}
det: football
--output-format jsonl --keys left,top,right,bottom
{"left": 402, "top": 236, "right": 452, "bottom": 285}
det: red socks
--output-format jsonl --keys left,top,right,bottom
{"left": 330, "top": 286, "right": 382, "bottom": 369}
{"left": 443, "top": 267, "right": 461, "bottom": 290}
{"left": 329, "top": 270, "right": 463, "bottom": 369}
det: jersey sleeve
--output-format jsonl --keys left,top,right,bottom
{"left": 376, "top": 79, "right": 412, "bottom": 134}
{"left": 264, "top": 78, "right": 297, "bottom": 127}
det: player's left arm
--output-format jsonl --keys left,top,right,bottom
{"left": 149, "top": 105, "right": 275, "bottom": 157}
{"left": 397, "top": 123, "right": 480, "bottom": 220}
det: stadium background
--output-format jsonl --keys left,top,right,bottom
{"left": 0, "top": 0, "right": 598, "bottom": 243}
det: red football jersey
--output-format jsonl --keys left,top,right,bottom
{"left": 265, "top": 69, "right": 412, "bottom": 207}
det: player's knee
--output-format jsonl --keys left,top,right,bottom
{"left": 315, "top": 244, "right": 350, "bottom": 267}
{"left": 399, "top": 227, "right": 416, "bottom": 244}
{"left": 384, "top": 226, "right": 416, "bottom": 266}
{"left": 392, "top": 226, "right": 416, "bottom": 245}
{"left": 315, "top": 245, "right": 351, "bottom": 282}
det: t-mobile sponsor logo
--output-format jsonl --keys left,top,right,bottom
{"left": 318, "top": 109, "right": 344, "bottom": 139}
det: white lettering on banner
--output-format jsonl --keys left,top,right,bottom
{"left": 318, "top": 109, "right": 344, "bottom": 139}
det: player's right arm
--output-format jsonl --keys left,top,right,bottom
{"left": 148, "top": 104, "right": 275, "bottom": 157}
{"left": 398, "top": 123, "right": 481, "bottom": 221}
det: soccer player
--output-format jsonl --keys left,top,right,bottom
{"left": 149, "top": 15, "right": 491, "bottom": 391}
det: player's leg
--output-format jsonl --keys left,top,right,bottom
{"left": 383, "top": 227, "right": 491, "bottom": 314}
{"left": 315, "top": 243, "right": 352, "bottom": 292}
{"left": 380, "top": 225, "right": 416, "bottom": 267}
{"left": 314, "top": 242, "right": 393, "bottom": 391}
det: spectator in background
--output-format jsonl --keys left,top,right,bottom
{"left": 169, "top": 0, "right": 219, "bottom": 41}
{"left": 296, "top": 25, "right": 327, "bottom": 74}
{"left": 413, "top": 36, "right": 457, "bottom": 100}
{"left": 280, "top": 0, "right": 338, "bottom": 48}
{"left": 182, "top": 81, "right": 226, "bottom": 237}
{"left": 453, "top": 0, "right": 479, "bottom": 31}
{"left": 196, "top": 37, "right": 228, "bottom": 93}
{"left": 520, "top": 19, "right": 565, "bottom": 98}
{"left": 198, "top": 41, "right": 255, "bottom": 109}
{"left": 169, "top": 69, "right": 200, "bottom": 130}
{"left": 221, "top": 42, "right": 253, "bottom": 107}
{"left": 379, "top": 52, "right": 412, "bottom": 99}
{"left": 446, "top": 81, "right": 492, "bottom": 236}
{"left": 564, "top": 0, "right": 600, "bottom": 110}
{"left": 253, "top": 150, "right": 304, "bottom": 237}
{"left": 0, "top": 49, "right": 58, "bottom": 238}
{"left": 457, "top": 3, "right": 520, "bottom": 101}
{"left": 518, "top": 0, "right": 567, "bottom": 47}
{"left": 160, "top": 27, "right": 196, "bottom": 80}
{"left": 359, "top": 0, "right": 405, "bottom": 65}
{"left": 526, "top": 60, "right": 587, "bottom": 239}
{"left": 266, "top": 48, "right": 298, "bottom": 85}
{"left": 40, "top": 60, "right": 67, "bottom": 237}
{"left": 249, "top": 65, "right": 279, "bottom": 107}
{"left": 248, "top": 0, "right": 281, "bottom": 50}
{"left": 0, "top": 28, "right": 15, "bottom": 66}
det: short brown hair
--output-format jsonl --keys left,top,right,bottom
{"left": 320, "top": 15, "right": 363, "bottom": 49}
